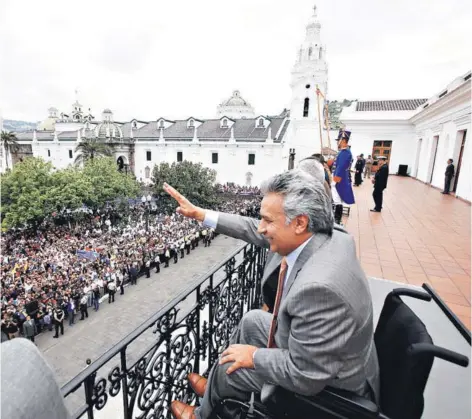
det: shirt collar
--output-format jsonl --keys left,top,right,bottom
{"left": 285, "top": 235, "right": 313, "bottom": 269}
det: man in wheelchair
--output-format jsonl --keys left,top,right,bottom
{"left": 164, "top": 169, "right": 380, "bottom": 419}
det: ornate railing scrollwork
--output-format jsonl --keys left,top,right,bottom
{"left": 61, "top": 243, "right": 266, "bottom": 419}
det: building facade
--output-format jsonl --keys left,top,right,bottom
{"left": 1, "top": 6, "right": 329, "bottom": 185}
{"left": 340, "top": 71, "right": 471, "bottom": 202}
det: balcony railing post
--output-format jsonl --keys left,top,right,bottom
{"left": 120, "top": 348, "right": 130, "bottom": 419}
{"left": 84, "top": 370, "right": 97, "bottom": 419}
{"left": 208, "top": 274, "right": 215, "bottom": 366}
{"left": 195, "top": 285, "right": 201, "bottom": 374}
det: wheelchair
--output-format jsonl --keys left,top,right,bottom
{"left": 211, "top": 286, "right": 470, "bottom": 419}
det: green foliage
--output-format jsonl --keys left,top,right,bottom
{"left": 1, "top": 157, "right": 55, "bottom": 228}
{"left": 74, "top": 138, "right": 115, "bottom": 165}
{"left": 152, "top": 161, "right": 217, "bottom": 208}
{"left": 327, "top": 99, "right": 355, "bottom": 130}
{"left": 1, "top": 131, "right": 19, "bottom": 170}
{"left": 81, "top": 157, "right": 141, "bottom": 207}
{"left": 1, "top": 156, "right": 141, "bottom": 229}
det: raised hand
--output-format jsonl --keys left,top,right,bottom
{"left": 163, "top": 183, "right": 206, "bottom": 221}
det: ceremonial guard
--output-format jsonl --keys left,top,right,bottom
{"left": 180, "top": 240, "right": 185, "bottom": 259}
{"left": 172, "top": 243, "right": 178, "bottom": 264}
{"left": 332, "top": 129, "right": 355, "bottom": 225}
{"left": 154, "top": 252, "right": 161, "bottom": 274}
{"left": 202, "top": 229, "right": 208, "bottom": 247}
{"left": 185, "top": 236, "right": 191, "bottom": 255}
{"left": 164, "top": 246, "right": 170, "bottom": 268}
{"left": 145, "top": 257, "right": 151, "bottom": 278}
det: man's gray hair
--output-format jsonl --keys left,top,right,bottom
{"left": 297, "top": 157, "right": 326, "bottom": 184}
{"left": 261, "top": 169, "right": 334, "bottom": 235}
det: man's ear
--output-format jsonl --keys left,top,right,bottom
{"left": 294, "top": 215, "right": 309, "bottom": 234}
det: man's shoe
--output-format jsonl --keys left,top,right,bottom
{"left": 188, "top": 373, "right": 207, "bottom": 397}
{"left": 370, "top": 209, "right": 381, "bottom": 212}
{"left": 171, "top": 401, "right": 196, "bottom": 419}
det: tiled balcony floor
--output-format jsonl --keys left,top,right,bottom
{"left": 343, "top": 175, "right": 471, "bottom": 329}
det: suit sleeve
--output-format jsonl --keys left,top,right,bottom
{"left": 216, "top": 213, "right": 270, "bottom": 249}
{"left": 253, "top": 284, "right": 356, "bottom": 396}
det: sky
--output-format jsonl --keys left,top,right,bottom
{"left": 0, "top": 0, "right": 470, "bottom": 122}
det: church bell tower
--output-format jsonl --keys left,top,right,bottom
{"left": 287, "top": 5, "right": 329, "bottom": 163}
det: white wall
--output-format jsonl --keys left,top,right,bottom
{"left": 454, "top": 130, "right": 471, "bottom": 202}
{"left": 133, "top": 142, "right": 285, "bottom": 186}
{"left": 411, "top": 78, "right": 471, "bottom": 201}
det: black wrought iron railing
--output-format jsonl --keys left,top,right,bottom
{"left": 61, "top": 243, "right": 267, "bottom": 419}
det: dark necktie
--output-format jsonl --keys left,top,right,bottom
{"left": 267, "top": 257, "right": 288, "bottom": 348}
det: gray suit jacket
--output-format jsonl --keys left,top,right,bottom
{"left": 215, "top": 213, "right": 380, "bottom": 403}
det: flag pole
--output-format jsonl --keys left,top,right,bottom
{"left": 316, "top": 85, "right": 324, "bottom": 155}
{"left": 324, "top": 102, "right": 332, "bottom": 152}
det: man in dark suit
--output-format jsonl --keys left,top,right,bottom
{"left": 442, "top": 159, "right": 455, "bottom": 194}
{"left": 164, "top": 170, "right": 379, "bottom": 419}
{"left": 370, "top": 156, "right": 389, "bottom": 213}
{"left": 354, "top": 155, "right": 364, "bottom": 186}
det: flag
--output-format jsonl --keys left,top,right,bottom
{"left": 316, "top": 85, "right": 325, "bottom": 98}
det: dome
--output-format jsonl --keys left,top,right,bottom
{"left": 220, "top": 90, "right": 250, "bottom": 107}
{"left": 95, "top": 121, "right": 123, "bottom": 140}
{"left": 216, "top": 90, "right": 256, "bottom": 119}
{"left": 103, "top": 108, "right": 113, "bottom": 114}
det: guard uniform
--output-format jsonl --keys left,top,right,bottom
{"left": 332, "top": 129, "right": 355, "bottom": 225}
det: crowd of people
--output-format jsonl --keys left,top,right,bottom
{"left": 1, "top": 194, "right": 261, "bottom": 343}
{"left": 215, "top": 183, "right": 260, "bottom": 195}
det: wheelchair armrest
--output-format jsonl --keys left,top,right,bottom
{"left": 293, "top": 386, "right": 380, "bottom": 419}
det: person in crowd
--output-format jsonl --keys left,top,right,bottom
{"left": 371, "top": 156, "right": 389, "bottom": 212}
{"left": 79, "top": 294, "right": 89, "bottom": 320}
{"left": 164, "top": 171, "right": 379, "bottom": 419}
{"left": 108, "top": 279, "right": 116, "bottom": 304}
{"left": 442, "top": 158, "right": 455, "bottom": 194}
{"left": 22, "top": 315, "right": 37, "bottom": 343}
{"left": 364, "top": 155, "right": 373, "bottom": 179}
{"left": 66, "top": 297, "right": 75, "bottom": 327}
{"left": 53, "top": 306, "right": 64, "bottom": 339}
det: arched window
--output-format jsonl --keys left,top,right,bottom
{"left": 189, "top": 119, "right": 194, "bottom": 128}
{"left": 308, "top": 47, "right": 313, "bottom": 58}
{"left": 303, "top": 98, "right": 310, "bottom": 117}
{"left": 258, "top": 118, "right": 264, "bottom": 127}
{"left": 145, "top": 166, "right": 150, "bottom": 179}
{"left": 319, "top": 47, "right": 323, "bottom": 59}
{"left": 133, "top": 121, "right": 137, "bottom": 128}
{"left": 159, "top": 120, "right": 164, "bottom": 128}
{"left": 222, "top": 119, "right": 228, "bottom": 128}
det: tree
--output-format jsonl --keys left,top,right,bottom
{"left": 1, "top": 156, "right": 141, "bottom": 230}
{"left": 74, "top": 138, "right": 115, "bottom": 165}
{"left": 81, "top": 157, "right": 141, "bottom": 208}
{"left": 1, "top": 131, "right": 19, "bottom": 171}
{"left": 152, "top": 161, "right": 217, "bottom": 209}
{"left": 1, "top": 157, "right": 55, "bottom": 229}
